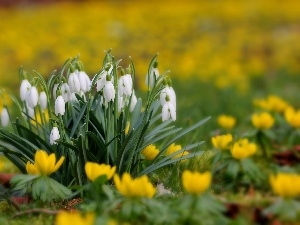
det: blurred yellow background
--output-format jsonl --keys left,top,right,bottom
{"left": 0, "top": 0, "right": 300, "bottom": 92}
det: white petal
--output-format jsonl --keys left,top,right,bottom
{"left": 50, "top": 127, "right": 60, "bottom": 145}
{"left": 26, "top": 86, "right": 39, "bottom": 108}
{"left": 103, "top": 81, "right": 115, "bottom": 103}
{"left": 39, "top": 91, "right": 47, "bottom": 110}
{"left": 55, "top": 95, "right": 65, "bottom": 116}
{"left": 130, "top": 92, "right": 137, "bottom": 112}
{"left": 52, "top": 84, "right": 58, "bottom": 99}
{"left": 20, "top": 79, "right": 31, "bottom": 101}
{"left": 1, "top": 108, "right": 9, "bottom": 127}
{"left": 78, "top": 71, "right": 91, "bottom": 93}
{"left": 96, "top": 72, "right": 107, "bottom": 92}
{"left": 162, "top": 104, "right": 170, "bottom": 122}
{"left": 68, "top": 72, "right": 81, "bottom": 93}
{"left": 61, "top": 83, "right": 71, "bottom": 102}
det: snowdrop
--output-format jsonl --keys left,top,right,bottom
{"left": 160, "top": 86, "right": 176, "bottom": 110}
{"left": 1, "top": 108, "right": 9, "bottom": 127}
{"left": 162, "top": 96, "right": 176, "bottom": 122}
{"left": 103, "top": 79, "right": 115, "bottom": 103}
{"left": 22, "top": 104, "right": 35, "bottom": 118}
{"left": 55, "top": 95, "right": 65, "bottom": 116}
{"left": 145, "top": 61, "right": 159, "bottom": 88}
{"left": 26, "top": 86, "right": 39, "bottom": 108}
{"left": 20, "top": 79, "right": 31, "bottom": 101}
{"left": 68, "top": 71, "right": 81, "bottom": 93}
{"left": 61, "top": 83, "right": 71, "bottom": 102}
{"left": 96, "top": 71, "right": 108, "bottom": 92}
{"left": 39, "top": 91, "right": 47, "bottom": 110}
{"left": 50, "top": 126, "right": 60, "bottom": 145}
{"left": 77, "top": 71, "right": 91, "bottom": 93}
{"left": 118, "top": 71, "right": 133, "bottom": 97}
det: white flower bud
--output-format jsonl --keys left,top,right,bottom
{"left": 39, "top": 91, "right": 47, "bottom": 110}
{"left": 1, "top": 108, "right": 9, "bottom": 127}
{"left": 22, "top": 104, "right": 34, "bottom": 118}
{"left": 26, "top": 86, "right": 39, "bottom": 108}
{"left": 96, "top": 71, "right": 107, "bottom": 92}
{"left": 55, "top": 95, "right": 65, "bottom": 116}
{"left": 50, "top": 126, "right": 60, "bottom": 145}
{"left": 103, "top": 81, "right": 115, "bottom": 103}
{"left": 20, "top": 79, "right": 31, "bottom": 101}
{"left": 68, "top": 72, "right": 81, "bottom": 93}
{"left": 52, "top": 83, "right": 58, "bottom": 99}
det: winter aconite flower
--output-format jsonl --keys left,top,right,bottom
{"left": 252, "top": 112, "right": 274, "bottom": 130}
{"left": 217, "top": 115, "right": 236, "bottom": 129}
{"left": 55, "top": 211, "right": 95, "bottom": 225}
{"left": 26, "top": 150, "right": 65, "bottom": 176}
{"left": 114, "top": 173, "right": 156, "bottom": 198}
{"left": 1, "top": 108, "right": 9, "bottom": 127}
{"left": 269, "top": 173, "right": 300, "bottom": 198}
{"left": 166, "top": 143, "right": 188, "bottom": 159}
{"left": 253, "top": 95, "right": 290, "bottom": 113}
{"left": 230, "top": 139, "right": 257, "bottom": 160}
{"left": 50, "top": 126, "right": 60, "bottom": 145}
{"left": 85, "top": 162, "right": 116, "bottom": 181}
{"left": 182, "top": 170, "right": 212, "bottom": 195}
{"left": 284, "top": 107, "right": 300, "bottom": 128}
{"left": 142, "top": 144, "right": 160, "bottom": 160}
{"left": 211, "top": 134, "right": 233, "bottom": 150}
{"left": 55, "top": 95, "right": 65, "bottom": 116}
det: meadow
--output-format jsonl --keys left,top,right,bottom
{"left": 1, "top": 0, "right": 300, "bottom": 224}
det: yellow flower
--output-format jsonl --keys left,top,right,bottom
{"left": 230, "top": 139, "right": 257, "bottom": 160}
{"left": 26, "top": 150, "right": 65, "bottom": 176}
{"left": 31, "top": 109, "right": 49, "bottom": 126}
{"left": 55, "top": 211, "right": 95, "bottom": 225}
{"left": 141, "top": 144, "right": 159, "bottom": 160}
{"left": 217, "top": 115, "right": 236, "bottom": 129}
{"left": 269, "top": 173, "right": 300, "bottom": 198}
{"left": 182, "top": 170, "right": 211, "bottom": 194}
{"left": 251, "top": 112, "right": 274, "bottom": 129}
{"left": 211, "top": 134, "right": 233, "bottom": 150}
{"left": 165, "top": 143, "right": 189, "bottom": 158}
{"left": 284, "top": 107, "right": 300, "bottom": 128}
{"left": 113, "top": 173, "right": 156, "bottom": 198}
{"left": 253, "top": 95, "right": 290, "bottom": 113}
{"left": 85, "top": 162, "right": 116, "bottom": 181}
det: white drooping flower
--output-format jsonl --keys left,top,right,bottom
{"left": 145, "top": 63, "right": 159, "bottom": 88}
{"left": 20, "top": 79, "right": 31, "bottom": 101}
{"left": 69, "top": 93, "right": 78, "bottom": 102}
{"left": 160, "top": 86, "right": 176, "bottom": 109}
{"left": 118, "top": 74, "right": 133, "bottom": 96}
{"left": 61, "top": 83, "right": 71, "bottom": 102}
{"left": 162, "top": 100, "right": 176, "bottom": 122}
{"left": 68, "top": 71, "right": 81, "bottom": 93}
{"left": 26, "top": 86, "right": 39, "bottom": 108}
{"left": 1, "top": 108, "right": 9, "bottom": 127}
{"left": 39, "top": 91, "right": 47, "bottom": 110}
{"left": 77, "top": 71, "right": 91, "bottom": 93}
{"left": 50, "top": 126, "right": 60, "bottom": 145}
{"left": 55, "top": 95, "right": 65, "bottom": 116}
{"left": 130, "top": 91, "right": 138, "bottom": 112}
{"left": 96, "top": 71, "right": 108, "bottom": 92}
{"left": 103, "top": 80, "right": 115, "bottom": 103}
